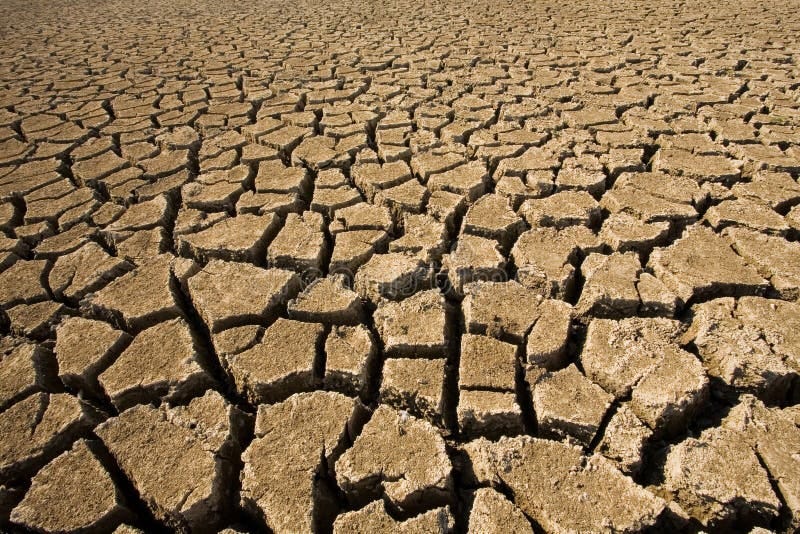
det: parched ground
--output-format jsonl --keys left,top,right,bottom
{"left": 1, "top": 0, "right": 800, "bottom": 532}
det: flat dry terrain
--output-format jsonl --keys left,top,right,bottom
{"left": 0, "top": 0, "right": 799, "bottom": 532}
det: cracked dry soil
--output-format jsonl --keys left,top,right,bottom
{"left": 1, "top": 0, "right": 800, "bottom": 532}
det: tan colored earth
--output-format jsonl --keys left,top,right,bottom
{"left": 0, "top": 0, "right": 800, "bottom": 531}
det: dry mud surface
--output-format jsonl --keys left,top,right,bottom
{"left": 1, "top": 0, "right": 800, "bottom": 532}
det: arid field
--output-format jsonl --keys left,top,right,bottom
{"left": 0, "top": 0, "right": 799, "bottom": 532}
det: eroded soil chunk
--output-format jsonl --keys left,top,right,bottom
{"left": 380, "top": 357, "right": 446, "bottom": 424}
{"left": 178, "top": 213, "right": 281, "bottom": 264}
{"left": 288, "top": 274, "right": 363, "bottom": 325}
{"left": 54, "top": 317, "right": 130, "bottom": 397}
{"left": 467, "top": 487, "right": 532, "bottom": 534}
{"left": 662, "top": 427, "right": 780, "bottom": 529}
{"left": 84, "top": 254, "right": 182, "bottom": 330}
{"left": 0, "top": 393, "right": 97, "bottom": 483}
{"left": 354, "top": 252, "right": 432, "bottom": 302}
{"left": 531, "top": 364, "right": 613, "bottom": 446}
{"left": 335, "top": 405, "right": 452, "bottom": 512}
{"left": 188, "top": 260, "right": 301, "bottom": 333}
{"left": 324, "top": 325, "right": 375, "bottom": 398}
{"left": 98, "top": 317, "right": 212, "bottom": 410}
{"left": 10, "top": 439, "right": 130, "bottom": 533}
{"left": 684, "top": 297, "right": 800, "bottom": 402}
{"left": 334, "top": 499, "right": 453, "bottom": 533}
{"left": 226, "top": 318, "right": 325, "bottom": 404}
{"left": 374, "top": 289, "right": 449, "bottom": 357}
{"left": 582, "top": 318, "right": 708, "bottom": 435}
{"left": 648, "top": 226, "right": 767, "bottom": 304}
{"left": 96, "top": 391, "right": 245, "bottom": 532}
{"left": 0, "top": 339, "right": 55, "bottom": 411}
{"left": 462, "top": 281, "right": 542, "bottom": 343}
{"left": 464, "top": 436, "right": 666, "bottom": 532}
{"left": 241, "top": 391, "right": 363, "bottom": 533}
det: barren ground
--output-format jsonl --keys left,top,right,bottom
{"left": 0, "top": 0, "right": 799, "bottom": 532}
